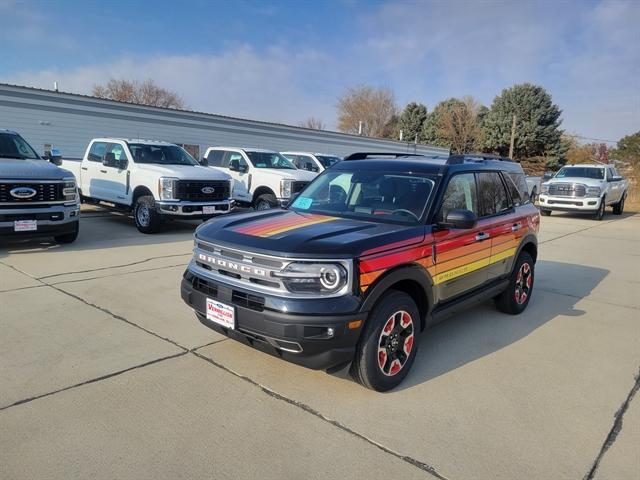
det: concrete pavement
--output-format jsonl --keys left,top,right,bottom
{"left": 1, "top": 207, "right": 638, "bottom": 479}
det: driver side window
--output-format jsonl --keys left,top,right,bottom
{"left": 438, "top": 173, "right": 478, "bottom": 222}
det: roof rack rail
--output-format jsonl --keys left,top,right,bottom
{"left": 344, "top": 152, "right": 426, "bottom": 160}
{"left": 446, "top": 154, "right": 513, "bottom": 164}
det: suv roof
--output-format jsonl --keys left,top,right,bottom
{"left": 336, "top": 152, "right": 524, "bottom": 175}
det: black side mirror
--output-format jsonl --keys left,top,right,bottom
{"left": 199, "top": 157, "right": 208, "bottom": 166}
{"left": 304, "top": 162, "right": 315, "bottom": 171}
{"left": 103, "top": 152, "right": 116, "bottom": 168}
{"left": 442, "top": 209, "right": 477, "bottom": 229}
{"left": 47, "top": 149, "right": 62, "bottom": 166}
{"left": 117, "top": 158, "right": 128, "bottom": 170}
{"left": 229, "top": 159, "right": 240, "bottom": 171}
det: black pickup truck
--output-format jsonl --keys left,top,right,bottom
{"left": 181, "top": 153, "right": 540, "bottom": 391}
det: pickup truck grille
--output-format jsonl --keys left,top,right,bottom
{"left": 0, "top": 182, "right": 65, "bottom": 204}
{"left": 175, "top": 180, "right": 230, "bottom": 201}
{"left": 291, "top": 181, "right": 309, "bottom": 195}
{"left": 548, "top": 183, "right": 586, "bottom": 197}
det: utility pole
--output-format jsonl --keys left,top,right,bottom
{"left": 358, "top": 121, "right": 363, "bottom": 136}
{"left": 399, "top": 129, "right": 403, "bottom": 141}
{"left": 508, "top": 114, "right": 517, "bottom": 159}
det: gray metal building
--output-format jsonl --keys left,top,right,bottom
{"left": 0, "top": 83, "right": 448, "bottom": 161}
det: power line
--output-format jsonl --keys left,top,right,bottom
{"left": 566, "top": 134, "right": 619, "bottom": 144}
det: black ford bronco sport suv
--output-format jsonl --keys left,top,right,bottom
{"left": 181, "top": 153, "right": 540, "bottom": 391}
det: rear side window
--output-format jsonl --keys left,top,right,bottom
{"left": 507, "top": 173, "right": 530, "bottom": 205}
{"left": 439, "top": 173, "right": 478, "bottom": 221}
{"left": 88, "top": 142, "right": 107, "bottom": 162}
{"left": 207, "top": 150, "right": 225, "bottom": 167}
{"left": 477, "top": 172, "right": 511, "bottom": 217}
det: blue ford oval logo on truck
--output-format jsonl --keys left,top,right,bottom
{"left": 201, "top": 187, "right": 215, "bottom": 194}
{"left": 10, "top": 187, "right": 37, "bottom": 199}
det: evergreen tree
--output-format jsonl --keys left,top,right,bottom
{"left": 397, "top": 102, "right": 428, "bottom": 142}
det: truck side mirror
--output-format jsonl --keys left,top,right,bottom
{"left": 229, "top": 159, "right": 240, "bottom": 171}
{"left": 304, "top": 162, "right": 318, "bottom": 172}
{"left": 199, "top": 157, "right": 208, "bottom": 166}
{"left": 103, "top": 152, "right": 116, "bottom": 168}
{"left": 442, "top": 209, "right": 477, "bottom": 229}
{"left": 48, "top": 149, "right": 62, "bottom": 166}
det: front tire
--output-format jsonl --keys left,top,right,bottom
{"left": 495, "top": 251, "right": 535, "bottom": 315}
{"left": 133, "top": 195, "right": 163, "bottom": 233}
{"left": 254, "top": 193, "right": 278, "bottom": 211}
{"left": 53, "top": 221, "right": 79, "bottom": 244}
{"left": 594, "top": 196, "right": 606, "bottom": 221}
{"left": 613, "top": 193, "right": 626, "bottom": 215}
{"left": 351, "top": 291, "right": 420, "bottom": 392}
{"left": 540, "top": 208, "right": 551, "bottom": 216}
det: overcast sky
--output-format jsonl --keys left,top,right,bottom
{"left": 1, "top": 0, "right": 638, "bottom": 142}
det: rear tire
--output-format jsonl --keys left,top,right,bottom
{"left": 133, "top": 195, "right": 163, "bottom": 233}
{"left": 613, "top": 193, "right": 626, "bottom": 215}
{"left": 594, "top": 196, "right": 606, "bottom": 221}
{"left": 495, "top": 251, "right": 535, "bottom": 315}
{"left": 53, "top": 221, "right": 79, "bottom": 244}
{"left": 254, "top": 193, "right": 278, "bottom": 211}
{"left": 351, "top": 290, "right": 420, "bottom": 392}
{"left": 540, "top": 208, "right": 551, "bottom": 216}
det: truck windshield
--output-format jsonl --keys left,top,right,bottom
{"left": 289, "top": 170, "right": 435, "bottom": 225}
{"left": 555, "top": 167, "right": 604, "bottom": 180}
{"left": 246, "top": 151, "right": 296, "bottom": 169}
{"left": 128, "top": 144, "right": 198, "bottom": 166}
{"left": 316, "top": 155, "right": 341, "bottom": 168}
{"left": 0, "top": 132, "right": 40, "bottom": 160}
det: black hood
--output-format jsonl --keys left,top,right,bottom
{"left": 196, "top": 209, "right": 426, "bottom": 258}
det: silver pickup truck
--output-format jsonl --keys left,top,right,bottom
{"left": 539, "top": 164, "right": 628, "bottom": 220}
{"left": 0, "top": 129, "right": 80, "bottom": 243}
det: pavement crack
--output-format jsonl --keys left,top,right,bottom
{"left": 583, "top": 366, "right": 640, "bottom": 480}
{"left": 191, "top": 350, "right": 448, "bottom": 480}
{"left": 0, "top": 351, "right": 187, "bottom": 411}
{"left": 0, "top": 284, "right": 47, "bottom": 294}
{"left": 36, "top": 253, "right": 191, "bottom": 280}
{"left": 49, "top": 263, "right": 188, "bottom": 285}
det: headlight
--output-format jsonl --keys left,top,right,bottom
{"left": 62, "top": 177, "right": 77, "bottom": 201}
{"left": 159, "top": 177, "right": 178, "bottom": 200}
{"left": 280, "top": 179, "right": 293, "bottom": 198}
{"left": 275, "top": 262, "right": 348, "bottom": 294}
{"left": 541, "top": 183, "right": 549, "bottom": 194}
{"left": 586, "top": 186, "right": 601, "bottom": 196}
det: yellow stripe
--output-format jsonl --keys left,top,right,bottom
{"left": 259, "top": 216, "right": 336, "bottom": 237}
{"left": 432, "top": 247, "right": 518, "bottom": 285}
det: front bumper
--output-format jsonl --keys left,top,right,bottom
{"left": 538, "top": 195, "right": 602, "bottom": 211}
{"left": 0, "top": 203, "right": 80, "bottom": 237}
{"left": 181, "top": 270, "right": 366, "bottom": 371}
{"left": 157, "top": 199, "right": 235, "bottom": 218}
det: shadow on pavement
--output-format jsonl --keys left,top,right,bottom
{"left": 395, "top": 260, "right": 609, "bottom": 391}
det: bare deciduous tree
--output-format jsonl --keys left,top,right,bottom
{"left": 298, "top": 117, "right": 326, "bottom": 130}
{"left": 337, "top": 86, "right": 398, "bottom": 138}
{"left": 437, "top": 96, "right": 484, "bottom": 154}
{"left": 92, "top": 79, "right": 185, "bottom": 109}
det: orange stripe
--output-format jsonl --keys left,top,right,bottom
{"left": 436, "top": 246, "right": 491, "bottom": 273}
{"left": 437, "top": 241, "right": 487, "bottom": 263}
{"left": 239, "top": 214, "right": 321, "bottom": 235}
{"left": 261, "top": 216, "right": 336, "bottom": 237}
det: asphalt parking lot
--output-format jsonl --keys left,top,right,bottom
{"left": 1, "top": 206, "right": 638, "bottom": 480}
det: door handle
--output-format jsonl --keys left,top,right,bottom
{"left": 475, "top": 232, "right": 490, "bottom": 241}
{"left": 100, "top": 169, "right": 107, "bottom": 173}
{"left": 511, "top": 223, "right": 522, "bottom": 232}
{"left": 81, "top": 167, "right": 88, "bottom": 171}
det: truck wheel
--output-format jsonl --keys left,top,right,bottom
{"left": 351, "top": 290, "right": 420, "bottom": 392}
{"left": 53, "top": 221, "right": 79, "bottom": 244}
{"left": 613, "top": 193, "right": 625, "bottom": 215}
{"left": 530, "top": 187, "right": 537, "bottom": 203}
{"left": 254, "top": 193, "right": 277, "bottom": 211}
{"left": 594, "top": 196, "right": 606, "bottom": 221}
{"left": 540, "top": 208, "right": 551, "bottom": 216}
{"left": 495, "top": 251, "right": 534, "bottom": 315}
{"left": 134, "top": 195, "right": 163, "bottom": 233}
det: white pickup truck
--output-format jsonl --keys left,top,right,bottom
{"left": 203, "top": 147, "right": 316, "bottom": 210}
{"left": 281, "top": 151, "right": 342, "bottom": 173}
{"left": 62, "top": 138, "right": 233, "bottom": 233}
{"left": 539, "top": 163, "right": 628, "bottom": 220}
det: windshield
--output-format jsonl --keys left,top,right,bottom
{"left": 0, "top": 132, "right": 40, "bottom": 160}
{"left": 246, "top": 151, "right": 296, "bottom": 169}
{"left": 316, "top": 155, "right": 341, "bottom": 168}
{"left": 555, "top": 167, "right": 604, "bottom": 180}
{"left": 128, "top": 143, "right": 198, "bottom": 166}
{"left": 289, "top": 170, "right": 435, "bottom": 225}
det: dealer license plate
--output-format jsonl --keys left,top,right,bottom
{"left": 203, "top": 205, "right": 218, "bottom": 214}
{"left": 14, "top": 220, "right": 37, "bottom": 232}
{"left": 206, "top": 298, "right": 235, "bottom": 329}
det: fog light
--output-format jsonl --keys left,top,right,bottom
{"left": 327, "top": 328, "right": 335, "bottom": 337}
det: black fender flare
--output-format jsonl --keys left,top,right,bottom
{"left": 514, "top": 233, "right": 538, "bottom": 267}
{"left": 359, "top": 263, "right": 435, "bottom": 321}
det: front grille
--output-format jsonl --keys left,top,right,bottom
{"left": 232, "top": 291, "right": 265, "bottom": 312}
{"left": 291, "top": 181, "right": 309, "bottom": 195}
{"left": 192, "top": 276, "right": 218, "bottom": 297}
{"left": 0, "top": 182, "right": 65, "bottom": 203}
{"left": 175, "top": 180, "right": 230, "bottom": 201}
{"left": 0, "top": 212, "right": 65, "bottom": 222}
{"left": 548, "top": 183, "right": 585, "bottom": 197}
